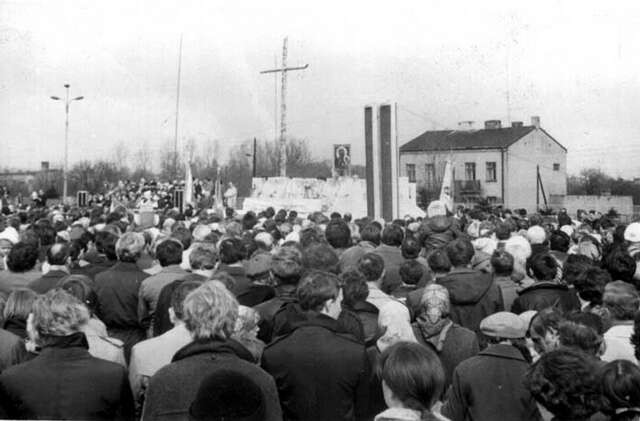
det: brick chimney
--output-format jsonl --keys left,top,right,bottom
{"left": 531, "top": 116, "right": 541, "bottom": 128}
{"left": 484, "top": 120, "right": 502, "bottom": 130}
{"left": 457, "top": 121, "right": 474, "bottom": 130}
{"left": 511, "top": 121, "right": 523, "bottom": 128}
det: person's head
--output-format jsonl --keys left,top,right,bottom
{"left": 525, "top": 348, "right": 602, "bottom": 420}
{"left": 115, "top": 232, "right": 145, "bottom": 263}
{"left": 94, "top": 231, "right": 119, "bottom": 260}
{"left": 603, "top": 281, "right": 640, "bottom": 322}
{"left": 379, "top": 342, "right": 445, "bottom": 415}
{"left": 549, "top": 230, "right": 571, "bottom": 253}
{"left": 399, "top": 260, "right": 424, "bottom": 286}
{"left": 59, "top": 274, "right": 98, "bottom": 316}
{"left": 170, "top": 280, "right": 203, "bottom": 324}
{"left": 358, "top": 253, "right": 385, "bottom": 283}
{"left": 46, "top": 242, "right": 71, "bottom": 266}
{"left": 445, "top": 238, "right": 474, "bottom": 267}
{"left": 427, "top": 249, "right": 451, "bottom": 275}
{"left": 296, "top": 271, "right": 342, "bottom": 319}
{"left": 558, "top": 312, "right": 605, "bottom": 357}
{"left": 360, "top": 223, "right": 381, "bottom": 246}
{"left": 156, "top": 238, "right": 184, "bottom": 267}
{"left": 3, "top": 288, "right": 37, "bottom": 322}
{"left": 28, "top": 289, "right": 90, "bottom": 346}
{"left": 573, "top": 267, "right": 611, "bottom": 306}
{"left": 527, "top": 253, "right": 558, "bottom": 282}
{"left": 490, "top": 250, "right": 514, "bottom": 276}
{"left": 562, "top": 253, "right": 596, "bottom": 286}
{"left": 381, "top": 224, "right": 404, "bottom": 247}
{"left": 218, "top": 238, "right": 244, "bottom": 265}
{"left": 324, "top": 220, "right": 351, "bottom": 250}
{"left": 418, "top": 284, "right": 450, "bottom": 323}
{"left": 603, "top": 250, "right": 637, "bottom": 284}
{"left": 302, "top": 243, "right": 339, "bottom": 274}
{"left": 182, "top": 280, "right": 238, "bottom": 340}
{"left": 480, "top": 311, "right": 527, "bottom": 343}
{"left": 340, "top": 269, "right": 369, "bottom": 308}
{"left": 6, "top": 242, "right": 39, "bottom": 272}
{"left": 401, "top": 236, "right": 422, "bottom": 260}
{"left": 270, "top": 246, "right": 303, "bottom": 286}
{"left": 600, "top": 360, "right": 640, "bottom": 421}
{"left": 528, "top": 308, "right": 564, "bottom": 355}
{"left": 189, "top": 243, "right": 218, "bottom": 271}
{"left": 171, "top": 226, "right": 192, "bottom": 250}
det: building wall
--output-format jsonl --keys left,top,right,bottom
{"left": 399, "top": 149, "right": 503, "bottom": 199}
{"left": 505, "top": 129, "right": 567, "bottom": 211}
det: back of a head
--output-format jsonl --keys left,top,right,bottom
{"left": 549, "top": 230, "right": 571, "bottom": 253}
{"left": 340, "top": 270, "right": 369, "bottom": 308}
{"left": 603, "top": 250, "right": 637, "bottom": 283}
{"left": 599, "top": 360, "right": 640, "bottom": 421}
{"left": 189, "top": 243, "right": 218, "bottom": 271}
{"left": 30, "top": 289, "right": 89, "bottom": 343}
{"left": 156, "top": 238, "right": 184, "bottom": 267}
{"left": 360, "top": 223, "right": 381, "bottom": 246}
{"left": 562, "top": 254, "right": 596, "bottom": 286}
{"left": 218, "top": 238, "right": 244, "bottom": 265}
{"left": 445, "top": 238, "right": 474, "bottom": 267}
{"left": 525, "top": 348, "right": 602, "bottom": 420}
{"left": 399, "top": 259, "right": 424, "bottom": 286}
{"left": 427, "top": 249, "right": 451, "bottom": 274}
{"left": 491, "top": 250, "right": 514, "bottom": 276}
{"left": 115, "top": 232, "right": 145, "bottom": 263}
{"left": 7, "top": 242, "right": 39, "bottom": 272}
{"left": 46, "top": 243, "right": 70, "bottom": 266}
{"left": 558, "top": 312, "right": 604, "bottom": 356}
{"left": 4, "top": 288, "right": 37, "bottom": 321}
{"left": 495, "top": 221, "right": 512, "bottom": 241}
{"left": 296, "top": 271, "right": 340, "bottom": 312}
{"left": 381, "top": 224, "right": 404, "bottom": 247}
{"left": 604, "top": 280, "right": 640, "bottom": 321}
{"left": 182, "top": 280, "right": 238, "bottom": 340}
{"left": 270, "top": 246, "right": 303, "bottom": 286}
{"left": 60, "top": 275, "right": 97, "bottom": 314}
{"left": 380, "top": 341, "right": 445, "bottom": 414}
{"left": 324, "top": 220, "right": 351, "bottom": 250}
{"left": 171, "top": 280, "right": 203, "bottom": 321}
{"left": 171, "top": 226, "right": 193, "bottom": 250}
{"left": 189, "top": 369, "right": 265, "bottom": 421}
{"left": 302, "top": 243, "right": 339, "bottom": 274}
{"left": 528, "top": 253, "right": 558, "bottom": 281}
{"left": 573, "top": 267, "right": 610, "bottom": 305}
{"left": 358, "top": 253, "right": 385, "bottom": 282}
{"left": 95, "top": 231, "right": 119, "bottom": 260}
{"left": 401, "top": 236, "right": 421, "bottom": 259}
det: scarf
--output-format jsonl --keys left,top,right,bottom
{"left": 416, "top": 316, "right": 453, "bottom": 352}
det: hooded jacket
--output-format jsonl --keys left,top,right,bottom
{"left": 143, "top": 338, "right": 281, "bottom": 421}
{"left": 436, "top": 268, "right": 504, "bottom": 335}
{"left": 420, "top": 216, "right": 461, "bottom": 251}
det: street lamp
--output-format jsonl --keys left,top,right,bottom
{"left": 50, "top": 83, "right": 83, "bottom": 203}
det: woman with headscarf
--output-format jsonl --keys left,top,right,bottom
{"left": 411, "top": 284, "right": 479, "bottom": 391}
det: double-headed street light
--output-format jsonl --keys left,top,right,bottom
{"left": 51, "top": 83, "right": 84, "bottom": 203}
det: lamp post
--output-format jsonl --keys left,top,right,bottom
{"left": 51, "top": 84, "right": 83, "bottom": 203}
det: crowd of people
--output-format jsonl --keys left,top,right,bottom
{"left": 0, "top": 197, "right": 638, "bottom": 420}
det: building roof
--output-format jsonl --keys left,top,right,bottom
{"left": 400, "top": 125, "right": 566, "bottom": 153}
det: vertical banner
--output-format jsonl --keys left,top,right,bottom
{"left": 184, "top": 161, "right": 193, "bottom": 211}
{"left": 439, "top": 159, "right": 454, "bottom": 213}
{"left": 333, "top": 144, "right": 351, "bottom": 176}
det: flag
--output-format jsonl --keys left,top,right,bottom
{"left": 439, "top": 159, "right": 454, "bottom": 213}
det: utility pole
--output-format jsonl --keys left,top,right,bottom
{"left": 174, "top": 34, "right": 183, "bottom": 181}
{"left": 260, "top": 37, "right": 308, "bottom": 177}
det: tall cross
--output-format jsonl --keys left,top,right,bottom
{"left": 260, "top": 37, "right": 308, "bottom": 177}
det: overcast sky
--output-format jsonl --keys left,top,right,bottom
{"left": 2, "top": 0, "right": 640, "bottom": 177}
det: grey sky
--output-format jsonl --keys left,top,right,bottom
{"left": 1, "top": 0, "right": 639, "bottom": 177}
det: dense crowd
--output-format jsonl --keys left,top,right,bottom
{"left": 0, "top": 198, "right": 638, "bottom": 420}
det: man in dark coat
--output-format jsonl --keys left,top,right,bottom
{"left": 28, "top": 243, "right": 71, "bottom": 294}
{"left": 215, "top": 237, "right": 251, "bottom": 295}
{"left": 0, "top": 290, "right": 134, "bottom": 420}
{"left": 373, "top": 224, "right": 405, "bottom": 293}
{"left": 437, "top": 239, "right": 503, "bottom": 335}
{"left": 262, "top": 271, "right": 370, "bottom": 421}
{"left": 511, "top": 253, "right": 580, "bottom": 315}
{"left": 73, "top": 231, "right": 118, "bottom": 280}
{"left": 142, "top": 281, "right": 281, "bottom": 421}
{"left": 442, "top": 312, "right": 541, "bottom": 421}
{"left": 419, "top": 201, "right": 461, "bottom": 252}
{"left": 95, "top": 233, "right": 149, "bottom": 361}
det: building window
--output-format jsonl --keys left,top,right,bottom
{"left": 425, "top": 163, "right": 435, "bottom": 188}
{"left": 406, "top": 164, "right": 416, "bottom": 182}
{"left": 486, "top": 162, "right": 497, "bottom": 182}
{"left": 465, "top": 162, "right": 476, "bottom": 181}
{"left": 553, "top": 163, "right": 560, "bottom": 171}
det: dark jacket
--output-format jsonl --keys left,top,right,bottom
{"left": 412, "top": 319, "right": 479, "bottom": 391}
{"left": 0, "top": 333, "right": 134, "bottom": 420}
{"left": 437, "top": 268, "right": 504, "bottom": 334}
{"left": 442, "top": 344, "right": 541, "bottom": 421}
{"left": 347, "top": 300, "right": 380, "bottom": 347}
{"left": 72, "top": 254, "right": 117, "bottom": 280}
{"left": 143, "top": 338, "right": 281, "bottom": 421}
{"left": 254, "top": 284, "right": 298, "bottom": 343}
{"left": 95, "top": 261, "right": 149, "bottom": 360}
{"left": 151, "top": 276, "right": 207, "bottom": 337}
{"left": 28, "top": 269, "right": 68, "bottom": 294}
{"left": 215, "top": 264, "right": 251, "bottom": 296}
{"left": 262, "top": 313, "right": 370, "bottom": 421}
{"left": 420, "top": 216, "right": 461, "bottom": 251}
{"left": 373, "top": 244, "right": 405, "bottom": 293}
{"left": 237, "top": 284, "right": 276, "bottom": 307}
{"left": 0, "top": 329, "right": 28, "bottom": 373}
{"left": 511, "top": 282, "right": 581, "bottom": 315}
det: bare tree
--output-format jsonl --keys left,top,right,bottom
{"left": 132, "top": 141, "right": 154, "bottom": 180}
